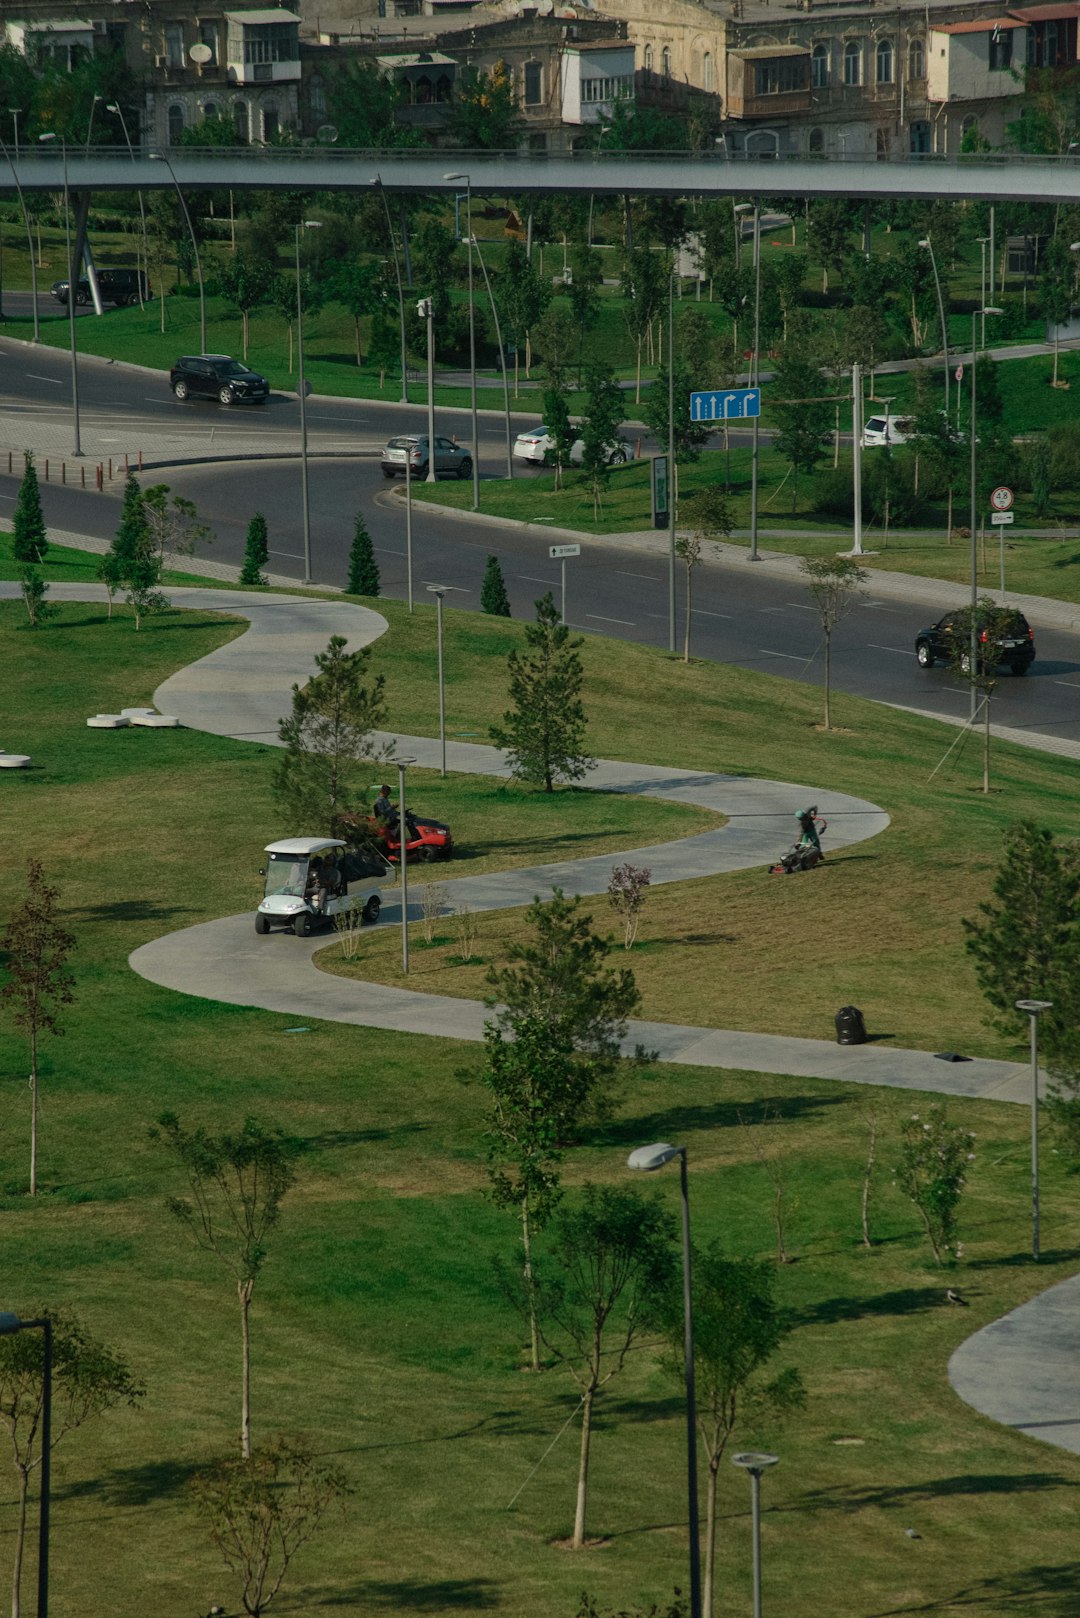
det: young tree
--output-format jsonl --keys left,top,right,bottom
{"left": 272, "top": 267, "right": 324, "bottom": 374}
{"left": 218, "top": 251, "right": 276, "bottom": 359}
{"left": 192, "top": 1438, "right": 349, "bottom": 1618}
{"left": 607, "top": 863, "right": 651, "bottom": 950}
{"left": 480, "top": 554, "right": 511, "bottom": 617}
{"left": 1038, "top": 234, "right": 1075, "bottom": 387}
{"left": 346, "top": 513, "right": 380, "bottom": 597}
{"left": 99, "top": 471, "right": 148, "bottom": 616}
{"left": 98, "top": 473, "right": 169, "bottom": 628}
{"left": 541, "top": 381, "right": 576, "bottom": 491}
{"left": 895, "top": 1107, "right": 976, "bottom": 1266}
{"left": 674, "top": 535, "right": 703, "bottom": 663}
{"left": 17, "top": 568, "right": 54, "bottom": 629}
{"left": 447, "top": 62, "right": 523, "bottom": 150}
{"left": 620, "top": 245, "right": 668, "bottom": 403}
{"left": 11, "top": 452, "right": 46, "bottom": 564}
{"left": 0, "top": 1312, "right": 143, "bottom": 1618}
{"left": 806, "top": 199, "right": 853, "bottom": 293}
{"left": 273, "top": 634, "right": 389, "bottom": 834}
{"left": 142, "top": 482, "right": 213, "bottom": 570}
{"left": 664, "top": 1246, "right": 805, "bottom": 1618}
{"left": 532, "top": 305, "right": 578, "bottom": 392}
{"left": 499, "top": 238, "right": 551, "bottom": 392}
{"left": 799, "top": 556, "right": 868, "bottom": 730}
{"left": 151, "top": 1113, "right": 300, "bottom": 1459}
{"left": 485, "top": 887, "right": 642, "bottom": 1138}
{"left": 240, "top": 512, "right": 270, "bottom": 587}
{"left": 524, "top": 1186, "right": 676, "bottom": 1548}
{"left": 566, "top": 244, "right": 603, "bottom": 386}
{"left": 0, "top": 860, "right": 75, "bottom": 1198}
{"left": 946, "top": 600, "right": 1025, "bottom": 793}
{"left": 578, "top": 364, "right": 625, "bottom": 521}
{"left": 489, "top": 594, "right": 595, "bottom": 791}
{"left": 640, "top": 352, "right": 713, "bottom": 475}
{"left": 328, "top": 260, "right": 381, "bottom": 367}
{"left": 772, "top": 352, "right": 833, "bottom": 511}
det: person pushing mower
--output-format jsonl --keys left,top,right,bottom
{"left": 769, "top": 806, "right": 828, "bottom": 875}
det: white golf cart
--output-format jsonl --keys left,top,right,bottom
{"left": 256, "top": 837, "right": 388, "bottom": 937}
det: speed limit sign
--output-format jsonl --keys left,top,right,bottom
{"left": 990, "top": 486, "right": 1014, "bottom": 512}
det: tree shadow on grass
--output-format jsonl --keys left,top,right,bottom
{"left": 966, "top": 1244, "right": 1080, "bottom": 1270}
{"left": 57, "top": 1457, "right": 197, "bottom": 1507}
{"left": 796, "top": 1471, "right": 1075, "bottom": 1518}
{"left": 596, "top": 1092, "right": 849, "bottom": 1151}
{"left": 320, "top": 1578, "right": 502, "bottom": 1609}
{"left": 787, "top": 1285, "right": 947, "bottom": 1328}
{"left": 867, "top": 1560, "right": 1080, "bottom": 1615}
{"left": 69, "top": 898, "right": 195, "bottom": 924}
{"left": 300, "top": 1124, "right": 430, "bottom": 1153}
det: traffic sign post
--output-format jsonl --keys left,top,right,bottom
{"left": 689, "top": 388, "right": 761, "bottom": 422}
{"left": 990, "top": 511, "right": 1014, "bottom": 525}
{"left": 990, "top": 486, "right": 1014, "bottom": 512}
{"left": 550, "top": 542, "right": 580, "bottom": 625}
{"left": 652, "top": 454, "right": 669, "bottom": 530}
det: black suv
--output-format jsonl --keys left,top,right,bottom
{"left": 169, "top": 354, "right": 270, "bottom": 407}
{"left": 915, "top": 608, "right": 1035, "bottom": 675}
{"left": 51, "top": 267, "right": 149, "bottom": 308}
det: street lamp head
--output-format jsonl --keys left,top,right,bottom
{"left": 732, "top": 1451, "right": 780, "bottom": 1475}
{"left": 0, "top": 1312, "right": 23, "bottom": 1334}
{"left": 38, "top": 131, "right": 57, "bottom": 143}
{"left": 443, "top": 170, "right": 468, "bottom": 181}
{"left": 302, "top": 219, "right": 322, "bottom": 229}
{"left": 1016, "top": 998, "right": 1053, "bottom": 1014}
{"left": 981, "top": 305, "right": 1004, "bottom": 316}
{"left": 627, "top": 1142, "right": 684, "bottom": 1172}
{"left": 427, "top": 584, "right": 448, "bottom": 597}
{"left": 105, "top": 102, "right": 120, "bottom": 113}
{"left": 1069, "top": 242, "right": 1080, "bottom": 251}
{"left": 917, "top": 237, "right": 931, "bottom": 249}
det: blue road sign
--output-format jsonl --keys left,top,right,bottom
{"left": 689, "top": 387, "right": 761, "bottom": 422}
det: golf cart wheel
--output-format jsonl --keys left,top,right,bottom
{"left": 254, "top": 912, "right": 270, "bottom": 935}
{"left": 362, "top": 895, "right": 381, "bottom": 925}
{"left": 457, "top": 456, "right": 473, "bottom": 480}
{"left": 172, "top": 379, "right": 189, "bottom": 401}
{"left": 916, "top": 642, "right": 934, "bottom": 669}
{"left": 293, "top": 912, "right": 312, "bottom": 937}
{"left": 218, "top": 386, "right": 235, "bottom": 406}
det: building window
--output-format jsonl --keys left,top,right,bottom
{"left": 909, "top": 118, "right": 930, "bottom": 154}
{"left": 199, "top": 23, "right": 218, "bottom": 65}
{"left": 203, "top": 101, "right": 218, "bottom": 122}
{"left": 753, "top": 57, "right": 809, "bottom": 96}
{"left": 644, "top": 44, "right": 653, "bottom": 71}
{"left": 1042, "top": 19, "right": 1059, "bottom": 65}
{"left": 261, "top": 102, "right": 278, "bottom": 140}
{"left": 309, "top": 74, "right": 326, "bottom": 119}
{"left": 581, "top": 74, "right": 634, "bottom": 103}
{"left": 989, "top": 28, "right": 1013, "bottom": 71}
{"left": 811, "top": 43, "right": 829, "bottom": 87}
{"left": 435, "top": 75, "right": 452, "bottom": 102}
{"left": 808, "top": 126, "right": 824, "bottom": 153}
{"left": 528, "top": 131, "right": 547, "bottom": 153}
{"left": 524, "top": 60, "right": 542, "bottom": 105}
{"left": 661, "top": 46, "right": 671, "bottom": 77}
{"left": 746, "top": 129, "right": 779, "bottom": 159}
{"left": 244, "top": 25, "right": 298, "bottom": 65}
{"left": 908, "top": 37, "right": 925, "bottom": 79}
{"left": 165, "top": 23, "right": 184, "bottom": 67}
{"left": 703, "top": 51, "right": 713, "bottom": 92}
{"left": 233, "top": 100, "right": 249, "bottom": 141}
{"left": 843, "top": 40, "right": 862, "bottom": 85}
{"left": 167, "top": 103, "right": 185, "bottom": 143}
{"left": 876, "top": 38, "right": 893, "bottom": 83}
{"left": 876, "top": 125, "right": 889, "bottom": 158}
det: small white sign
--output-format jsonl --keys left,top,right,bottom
{"left": 990, "top": 511, "right": 1014, "bottom": 525}
{"left": 990, "top": 486, "right": 1014, "bottom": 512}
{"left": 549, "top": 544, "right": 581, "bottom": 559}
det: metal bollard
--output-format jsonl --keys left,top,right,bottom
{"left": 62, "top": 462, "right": 66, "bottom": 485}
{"left": 44, "top": 459, "right": 49, "bottom": 481}
{"left": 81, "top": 466, "right": 86, "bottom": 488}
{"left": 138, "top": 448, "right": 143, "bottom": 471}
{"left": 108, "top": 458, "right": 113, "bottom": 481}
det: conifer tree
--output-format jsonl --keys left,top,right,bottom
{"left": 346, "top": 513, "right": 380, "bottom": 596}
{"left": 12, "top": 451, "right": 47, "bottom": 564}
{"left": 99, "top": 472, "right": 150, "bottom": 616}
{"left": 239, "top": 513, "right": 269, "bottom": 587}
{"left": 480, "top": 554, "right": 511, "bottom": 617}
{"left": 490, "top": 592, "right": 595, "bottom": 791}
{"left": 273, "top": 635, "right": 388, "bottom": 833}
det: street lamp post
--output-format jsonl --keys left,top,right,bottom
{"left": 968, "top": 305, "right": 1003, "bottom": 719}
{"left": 149, "top": 149, "right": 206, "bottom": 354}
{"left": 37, "top": 134, "right": 80, "bottom": 454}
{"left": 85, "top": 93, "right": 102, "bottom": 153}
{"left": 732, "top": 1451, "right": 779, "bottom": 1618}
{"left": 370, "top": 176, "right": 408, "bottom": 405}
{"left": 0, "top": 131, "right": 39, "bottom": 341}
{"left": 444, "top": 173, "right": 480, "bottom": 512}
{"left": 7, "top": 108, "right": 20, "bottom": 157}
{"left": 0, "top": 1312, "right": 52, "bottom": 1618}
{"left": 667, "top": 269, "right": 676, "bottom": 654}
{"left": 396, "top": 757, "right": 415, "bottom": 974}
{"left": 627, "top": 1143, "right": 700, "bottom": 1618}
{"left": 296, "top": 218, "right": 322, "bottom": 586}
{"left": 106, "top": 103, "right": 148, "bottom": 310}
{"left": 1016, "top": 998, "right": 1052, "bottom": 1261}
{"left": 427, "top": 585, "right": 448, "bottom": 776}
{"left": 749, "top": 203, "right": 762, "bottom": 562}
{"left": 918, "top": 237, "right": 950, "bottom": 416}
{"left": 417, "top": 296, "right": 437, "bottom": 481}
{"left": 471, "top": 234, "right": 513, "bottom": 478}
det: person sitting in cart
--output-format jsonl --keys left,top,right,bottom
{"left": 373, "top": 784, "right": 394, "bottom": 824}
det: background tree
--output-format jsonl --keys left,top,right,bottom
{"left": 142, "top": 482, "right": 212, "bottom": 569}
{"left": 541, "top": 380, "right": 576, "bottom": 490}
{"left": 772, "top": 253, "right": 808, "bottom": 343}
{"left": 448, "top": 62, "right": 523, "bottom": 150}
{"left": 489, "top": 594, "right": 595, "bottom": 791}
{"left": 499, "top": 238, "right": 551, "bottom": 392}
{"left": 567, "top": 243, "right": 603, "bottom": 385}
{"left": 945, "top": 599, "right": 1023, "bottom": 793}
{"left": 1038, "top": 234, "right": 1075, "bottom": 387}
{"left": 192, "top": 1438, "right": 349, "bottom": 1618}
{"left": 620, "top": 245, "right": 668, "bottom": 403}
{"left": 17, "top": 568, "right": 54, "bottom": 630}
{"left": 328, "top": 260, "right": 381, "bottom": 367}
{"left": 325, "top": 58, "right": 422, "bottom": 148}
{"left": 800, "top": 555, "right": 868, "bottom": 729}
{"left": 151, "top": 1113, "right": 300, "bottom": 1459}
{"left": 524, "top": 1186, "right": 676, "bottom": 1549}
{"left": 772, "top": 351, "right": 833, "bottom": 511}
{"left": 346, "top": 513, "right": 380, "bottom": 597}
{"left": 485, "top": 887, "right": 642, "bottom": 1138}
{"left": 480, "top": 554, "right": 511, "bottom": 616}
{"left": 896, "top": 1107, "right": 976, "bottom": 1266}
{"left": 674, "top": 534, "right": 703, "bottom": 663}
{"left": 663, "top": 1246, "right": 805, "bottom": 1618}
{"left": 607, "top": 862, "right": 651, "bottom": 950}
{"left": 806, "top": 200, "right": 852, "bottom": 293}
{"left": 0, "top": 1311, "right": 143, "bottom": 1618}
{"left": 240, "top": 512, "right": 270, "bottom": 587}
{"left": 0, "top": 859, "right": 75, "bottom": 1197}
{"left": 219, "top": 251, "right": 276, "bottom": 359}
{"left": 11, "top": 452, "right": 46, "bottom": 564}
{"left": 272, "top": 266, "right": 324, "bottom": 374}
{"left": 578, "top": 364, "right": 625, "bottom": 521}
{"left": 273, "top": 634, "right": 389, "bottom": 833}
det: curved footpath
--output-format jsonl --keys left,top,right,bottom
{"left": 7, "top": 582, "right": 1074, "bottom": 1453}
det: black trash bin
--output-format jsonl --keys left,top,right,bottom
{"left": 835, "top": 1005, "right": 867, "bottom": 1046}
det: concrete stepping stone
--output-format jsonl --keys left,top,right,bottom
{"left": 86, "top": 714, "right": 130, "bottom": 729}
{"left": 0, "top": 753, "right": 31, "bottom": 768}
{"left": 129, "top": 713, "right": 180, "bottom": 728}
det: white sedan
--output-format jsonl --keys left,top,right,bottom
{"left": 512, "top": 425, "right": 633, "bottom": 468}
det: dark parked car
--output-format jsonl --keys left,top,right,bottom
{"left": 51, "top": 267, "right": 150, "bottom": 307}
{"left": 915, "top": 607, "right": 1035, "bottom": 675}
{"left": 169, "top": 354, "right": 270, "bottom": 407}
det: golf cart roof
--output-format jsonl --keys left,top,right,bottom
{"left": 264, "top": 837, "right": 346, "bottom": 855}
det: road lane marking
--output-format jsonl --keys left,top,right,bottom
{"left": 785, "top": 602, "right": 816, "bottom": 610}
{"left": 695, "top": 609, "right": 732, "bottom": 619}
{"left": 588, "top": 613, "right": 635, "bottom": 626}
{"left": 519, "top": 574, "right": 555, "bottom": 586}
{"left": 26, "top": 374, "right": 62, "bottom": 385}
{"left": 760, "top": 649, "right": 810, "bottom": 661}
{"left": 1054, "top": 679, "right": 1080, "bottom": 688}
{"left": 616, "top": 570, "right": 659, "bottom": 581}
{"left": 868, "top": 644, "right": 916, "bottom": 656}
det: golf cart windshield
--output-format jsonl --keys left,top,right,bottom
{"left": 264, "top": 853, "right": 308, "bottom": 899}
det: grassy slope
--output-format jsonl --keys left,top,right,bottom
{"left": 1, "top": 567, "right": 1079, "bottom": 1618}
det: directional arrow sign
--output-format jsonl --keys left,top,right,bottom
{"left": 990, "top": 511, "right": 1014, "bottom": 525}
{"left": 549, "top": 544, "right": 581, "bottom": 558}
{"left": 690, "top": 387, "right": 761, "bottom": 422}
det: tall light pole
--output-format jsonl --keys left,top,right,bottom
{"left": 471, "top": 234, "right": 513, "bottom": 478}
{"left": 444, "top": 172, "right": 480, "bottom": 512}
{"left": 85, "top": 92, "right": 102, "bottom": 153}
{"left": 0, "top": 131, "right": 39, "bottom": 341}
{"left": 969, "top": 304, "right": 1003, "bottom": 719}
{"left": 1016, "top": 998, "right": 1052, "bottom": 1262}
{"left": 417, "top": 296, "right": 437, "bottom": 481}
{"left": 404, "top": 441, "right": 414, "bottom": 614}
{"left": 427, "top": 585, "right": 448, "bottom": 776}
{"left": 149, "top": 149, "right": 205, "bottom": 353}
{"left": 0, "top": 1312, "right": 52, "bottom": 1618}
{"left": 732, "top": 1452, "right": 779, "bottom": 1618}
{"left": 7, "top": 108, "right": 20, "bottom": 157}
{"left": 627, "top": 1143, "right": 700, "bottom": 1618}
{"left": 295, "top": 218, "right": 322, "bottom": 586}
{"left": 749, "top": 203, "right": 762, "bottom": 562}
{"left": 38, "top": 134, "right": 80, "bottom": 455}
{"left": 396, "top": 757, "right": 415, "bottom": 974}
{"left": 667, "top": 268, "right": 676, "bottom": 653}
{"left": 918, "top": 237, "right": 949, "bottom": 416}
{"left": 370, "top": 175, "right": 408, "bottom": 405}
{"left": 106, "top": 103, "right": 148, "bottom": 310}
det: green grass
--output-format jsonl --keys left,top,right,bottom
{"left": 3, "top": 504, "right": 1080, "bottom": 1618}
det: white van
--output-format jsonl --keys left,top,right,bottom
{"left": 862, "top": 414, "right": 915, "bottom": 448}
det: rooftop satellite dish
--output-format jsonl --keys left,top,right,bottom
{"left": 316, "top": 123, "right": 339, "bottom": 144}
{"left": 189, "top": 42, "right": 212, "bottom": 63}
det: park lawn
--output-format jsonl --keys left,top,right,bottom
{"left": 1, "top": 588, "right": 1079, "bottom": 1616}
{"left": 0, "top": 528, "right": 241, "bottom": 587}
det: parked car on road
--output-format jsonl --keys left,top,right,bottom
{"left": 170, "top": 354, "right": 270, "bottom": 406}
{"left": 915, "top": 607, "right": 1035, "bottom": 675}
{"left": 51, "top": 267, "right": 150, "bottom": 308}
{"left": 862, "top": 414, "right": 915, "bottom": 448}
{"left": 512, "top": 425, "right": 632, "bottom": 468}
{"left": 381, "top": 434, "right": 473, "bottom": 480}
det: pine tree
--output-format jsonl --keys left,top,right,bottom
{"left": 346, "top": 513, "right": 380, "bottom": 596}
{"left": 99, "top": 473, "right": 150, "bottom": 616}
{"left": 480, "top": 554, "right": 510, "bottom": 617}
{"left": 12, "top": 452, "right": 47, "bottom": 564}
{"left": 272, "top": 635, "right": 388, "bottom": 833}
{"left": 239, "top": 512, "right": 269, "bottom": 587}
{"left": 489, "top": 593, "right": 595, "bottom": 792}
